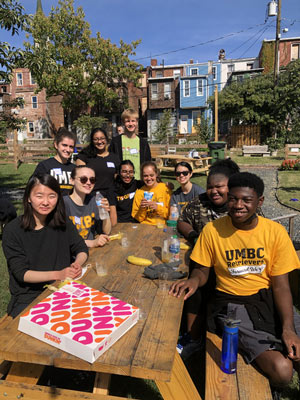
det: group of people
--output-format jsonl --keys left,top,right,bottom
{"left": 2, "top": 107, "right": 300, "bottom": 390}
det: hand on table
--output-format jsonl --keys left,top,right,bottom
{"left": 59, "top": 264, "right": 82, "bottom": 280}
{"left": 169, "top": 277, "right": 199, "bottom": 300}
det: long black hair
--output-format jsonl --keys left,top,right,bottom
{"left": 21, "top": 174, "right": 66, "bottom": 231}
{"left": 79, "top": 128, "right": 109, "bottom": 158}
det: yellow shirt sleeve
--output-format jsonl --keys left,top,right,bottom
{"left": 131, "top": 189, "right": 147, "bottom": 222}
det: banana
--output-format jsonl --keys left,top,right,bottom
{"left": 109, "top": 232, "right": 123, "bottom": 241}
{"left": 127, "top": 255, "right": 152, "bottom": 266}
{"left": 180, "top": 242, "right": 191, "bottom": 250}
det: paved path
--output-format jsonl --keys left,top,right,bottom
{"left": 243, "top": 166, "right": 300, "bottom": 245}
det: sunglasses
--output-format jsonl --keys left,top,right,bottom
{"left": 175, "top": 171, "right": 190, "bottom": 177}
{"left": 77, "top": 176, "right": 96, "bottom": 184}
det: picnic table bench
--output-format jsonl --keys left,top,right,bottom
{"left": 242, "top": 145, "right": 271, "bottom": 157}
{"left": 206, "top": 331, "right": 272, "bottom": 400}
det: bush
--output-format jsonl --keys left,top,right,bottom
{"left": 280, "top": 159, "right": 300, "bottom": 170}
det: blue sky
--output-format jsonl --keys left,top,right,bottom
{"left": 2, "top": 0, "right": 300, "bottom": 66}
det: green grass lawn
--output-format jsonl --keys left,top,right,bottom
{"left": 277, "top": 170, "right": 300, "bottom": 211}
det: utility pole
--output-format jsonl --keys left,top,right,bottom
{"left": 274, "top": 0, "right": 282, "bottom": 83}
{"left": 214, "top": 85, "right": 218, "bottom": 141}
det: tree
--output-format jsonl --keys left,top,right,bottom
{"left": 73, "top": 114, "right": 107, "bottom": 143}
{"left": 0, "top": 0, "right": 28, "bottom": 141}
{"left": 210, "top": 60, "right": 300, "bottom": 144}
{"left": 153, "top": 109, "right": 173, "bottom": 143}
{"left": 193, "top": 116, "right": 214, "bottom": 144}
{"left": 23, "top": 0, "right": 142, "bottom": 128}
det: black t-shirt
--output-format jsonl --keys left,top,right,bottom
{"left": 77, "top": 152, "right": 120, "bottom": 191}
{"left": 34, "top": 157, "right": 75, "bottom": 196}
{"left": 114, "top": 178, "right": 143, "bottom": 222}
{"left": 76, "top": 152, "right": 120, "bottom": 206}
{"left": 2, "top": 216, "right": 88, "bottom": 317}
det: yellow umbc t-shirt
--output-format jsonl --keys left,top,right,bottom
{"left": 131, "top": 182, "right": 171, "bottom": 225}
{"left": 191, "top": 215, "right": 300, "bottom": 296}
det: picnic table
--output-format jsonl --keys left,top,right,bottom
{"left": 156, "top": 154, "right": 211, "bottom": 175}
{"left": 0, "top": 223, "right": 201, "bottom": 400}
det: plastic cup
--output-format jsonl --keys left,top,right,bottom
{"left": 159, "top": 267, "right": 169, "bottom": 292}
{"left": 95, "top": 263, "right": 107, "bottom": 277}
{"left": 156, "top": 216, "right": 165, "bottom": 229}
{"left": 121, "top": 235, "right": 129, "bottom": 247}
{"left": 134, "top": 289, "right": 147, "bottom": 320}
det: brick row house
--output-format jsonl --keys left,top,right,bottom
{"left": 5, "top": 68, "right": 64, "bottom": 141}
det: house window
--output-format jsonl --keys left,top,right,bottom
{"left": 32, "top": 96, "right": 38, "bottom": 109}
{"left": 291, "top": 44, "right": 300, "bottom": 60}
{"left": 1, "top": 86, "right": 7, "bottom": 93}
{"left": 156, "top": 71, "right": 163, "bottom": 78}
{"left": 17, "top": 96, "right": 24, "bottom": 109}
{"left": 30, "top": 73, "right": 36, "bottom": 85}
{"left": 183, "top": 80, "right": 190, "bottom": 97}
{"left": 173, "top": 69, "right": 180, "bottom": 78}
{"left": 246, "top": 63, "right": 254, "bottom": 70}
{"left": 227, "top": 64, "right": 235, "bottom": 79}
{"left": 164, "top": 83, "right": 171, "bottom": 99}
{"left": 212, "top": 66, "right": 217, "bottom": 80}
{"left": 191, "top": 68, "right": 198, "bottom": 76}
{"left": 28, "top": 122, "right": 35, "bottom": 133}
{"left": 151, "top": 83, "right": 158, "bottom": 100}
{"left": 197, "top": 79, "right": 204, "bottom": 96}
{"left": 16, "top": 73, "right": 23, "bottom": 86}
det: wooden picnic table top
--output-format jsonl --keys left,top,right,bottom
{"left": 0, "top": 223, "right": 201, "bottom": 400}
{"left": 157, "top": 154, "right": 211, "bottom": 161}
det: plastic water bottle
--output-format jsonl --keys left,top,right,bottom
{"left": 170, "top": 204, "right": 179, "bottom": 221}
{"left": 221, "top": 319, "right": 241, "bottom": 374}
{"left": 169, "top": 235, "right": 180, "bottom": 263}
{"left": 95, "top": 191, "right": 109, "bottom": 220}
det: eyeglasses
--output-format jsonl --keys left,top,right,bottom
{"left": 120, "top": 170, "right": 134, "bottom": 175}
{"left": 77, "top": 176, "right": 96, "bottom": 184}
{"left": 93, "top": 137, "right": 106, "bottom": 143}
{"left": 175, "top": 171, "right": 190, "bottom": 177}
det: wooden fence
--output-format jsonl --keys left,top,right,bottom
{"left": 230, "top": 125, "right": 260, "bottom": 148}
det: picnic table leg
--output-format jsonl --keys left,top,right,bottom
{"left": 155, "top": 352, "right": 202, "bottom": 400}
{"left": 93, "top": 372, "right": 111, "bottom": 395}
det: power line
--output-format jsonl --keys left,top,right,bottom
{"left": 133, "top": 22, "right": 271, "bottom": 62}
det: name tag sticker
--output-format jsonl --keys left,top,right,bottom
{"left": 129, "top": 192, "right": 135, "bottom": 199}
{"left": 74, "top": 216, "right": 81, "bottom": 224}
{"left": 156, "top": 202, "right": 164, "bottom": 207}
{"left": 107, "top": 162, "right": 115, "bottom": 168}
{"left": 228, "top": 264, "right": 266, "bottom": 276}
{"left": 53, "top": 168, "right": 62, "bottom": 175}
{"left": 130, "top": 148, "right": 138, "bottom": 154}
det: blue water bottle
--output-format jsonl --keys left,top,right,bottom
{"left": 221, "top": 319, "right": 241, "bottom": 374}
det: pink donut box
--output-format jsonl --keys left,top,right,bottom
{"left": 18, "top": 281, "right": 139, "bottom": 363}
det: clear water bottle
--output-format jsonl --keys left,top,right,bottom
{"left": 221, "top": 319, "right": 240, "bottom": 374}
{"left": 170, "top": 204, "right": 179, "bottom": 221}
{"left": 95, "top": 191, "right": 109, "bottom": 220}
{"left": 169, "top": 235, "right": 180, "bottom": 263}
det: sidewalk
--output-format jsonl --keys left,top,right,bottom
{"left": 243, "top": 166, "right": 300, "bottom": 244}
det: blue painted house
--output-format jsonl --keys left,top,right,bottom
{"left": 179, "top": 62, "right": 221, "bottom": 135}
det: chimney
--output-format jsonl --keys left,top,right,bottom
{"left": 151, "top": 59, "right": 157, "bottom": 66}
{"left": 189, "top": 59, "right": 194, "bottom": 64}
{"left": 219, "top": 49, "right": 225, "bottom": 60}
